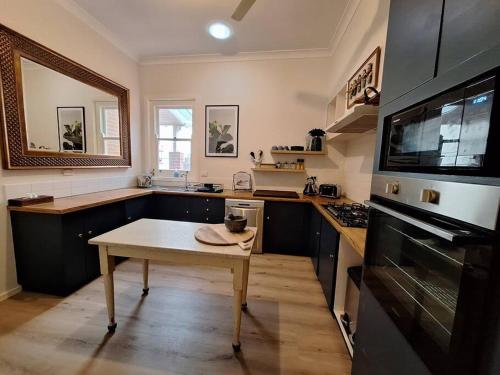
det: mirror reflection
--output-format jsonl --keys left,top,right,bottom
{"left": 21, "top": 57, "right": 121, "bottom": 156}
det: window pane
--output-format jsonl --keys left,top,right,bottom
{"left": 103, "top": 108, "right": 120, "bottom": 137}
{"left": 104, "top": 139, "right": 121, "bottom": 156}
{"left": 158, "top": 140, "right": 191, "bottom": 171}
{"left": 158, "top": 108, "right": 192, "bottom": 139}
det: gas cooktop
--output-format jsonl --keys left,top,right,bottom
{"left": 322, "top": 202, "right": 369, "bottom": 228}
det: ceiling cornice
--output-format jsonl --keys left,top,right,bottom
{"left": 139, "top": 48, "right": 333, "bottom": 65}
{"left": 328, "top": 0, "right": 361, "bottom": 55}
{"left": 55, "top": 0, "right": 139, "bottom": 62}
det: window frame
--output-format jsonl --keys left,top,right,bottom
{"left": 151, "top": 101, "right": 194, "bottom": 176}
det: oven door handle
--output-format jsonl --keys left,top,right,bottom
{"left": 365, "top": 201, "right": 469, "bottom": 242}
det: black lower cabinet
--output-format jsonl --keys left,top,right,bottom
{"left": 308, "top": 207, "right": 322, "bottom": 275}
{"left": 153, "top": 195, "right": 225, "bottom": 223}
{"left": 11, "top": 202, "right": 127, "bottom": 296}
{"left": 125, "top": 195, "right": 153, "bottom": 222}
{"left": 352, "top": 282, "right": 431, "bottom": 375}
{"left": 317, "top": 219, "right": 340, "bottom": 310}
{"left": 263, "top": 201, "right": 308, "bottom": 255}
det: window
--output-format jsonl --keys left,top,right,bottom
{"left": 152, "top": 102, "right": 193, "bottom": 173}
{"left": 96, "top": 102, "right": 121, "bottom": 156}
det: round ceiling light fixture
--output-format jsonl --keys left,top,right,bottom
{"left": 208, "top": 22, "right": 232, "bottom": 40}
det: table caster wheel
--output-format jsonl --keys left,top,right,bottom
{"left": 107, "top": 322, "right": 117, "bottom": 333}
{"left": 142, "top": 288, "right": 149, "bottom": 296}
{"left": 232, "top": 343, "right": 241, "bottom": 352}
{"left": 241, "top": 303, "right": 247, "bottom": 311}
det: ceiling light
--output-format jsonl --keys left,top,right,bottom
{"left": 208, "top": 22, "right": 232, "bottom": 40}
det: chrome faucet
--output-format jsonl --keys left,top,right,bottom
{"left": 181, "top": 171, "right": 189, "bottom": 191}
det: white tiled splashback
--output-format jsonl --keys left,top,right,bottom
{"left": 3, "top": 176, "right": 137, "bottom": 201}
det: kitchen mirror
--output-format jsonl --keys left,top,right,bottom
{"left": 0, "top": 25, "right": 131, "bottom": 169}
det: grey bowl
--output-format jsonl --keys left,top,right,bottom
{"left": 224, "top": 215, "right": 247, "bottom": 233}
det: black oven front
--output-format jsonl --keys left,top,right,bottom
{"left": 362, "top": 199, "right": 496, "bottom": 374}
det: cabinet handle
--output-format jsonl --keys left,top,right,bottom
{"left": 186, "top": 210, "right": 189, "bottom": 214}
{"left": 266, "top": 216, "right": 270, "bottom": 220}
{"left": 206, "top": 199, "right": 210, "bottom": 202}
{"left": 206, "top": 208, "right": 210, "bottom": 212}
{"left": 206, "top": 217, "right": 209, "bottom": 221}
{"left": 88, "top": 230, "right": 93, "bottom": 235}
{"left": 316, "top": 232, "right": 320, "bottom": 236}
{"left": 127, "top": 216, "right": 132, "bottom": 220}
{"left": 78, "top": 233, "right": 83, "bottom": 238}
{"left": 329, "top": 253, "right": 334, "bottom": 259}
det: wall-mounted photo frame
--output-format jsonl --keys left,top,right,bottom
{"left": 346, "top": 47, "right": 381, "bottom": 109}
{"left": 57, "top": 106, "right": 86, "bottom": 153}
{"left": 205, "top": 105, "right": 239, "bottom": 157}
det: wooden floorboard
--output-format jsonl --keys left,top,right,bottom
{"left": 0, "top": 254, "right": 351, "bottom": 375}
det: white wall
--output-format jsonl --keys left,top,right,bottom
{"left": 328, "top": 0, "right": 390, "bottom": 202}
{"left": 0, "top": 0, "right": 142, "bottom": 299}
{"left": 140, "top": 57, "right": 345, "bottom": 191}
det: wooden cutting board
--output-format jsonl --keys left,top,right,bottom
{"left": 194, "top": 224, "right": 254, "bottom": 246}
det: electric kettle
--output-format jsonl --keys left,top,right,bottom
{"left": 303, "top": 176, "right": 318, "bottom": 196}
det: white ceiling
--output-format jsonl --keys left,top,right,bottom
{"left": 71, "top": 0, "right": 350, "bottom": 61}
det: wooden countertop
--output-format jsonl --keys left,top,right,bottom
{"left": 8, "top": 188, "right": 366, "bottom": 257}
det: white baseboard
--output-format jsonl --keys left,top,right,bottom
{"left": 0, "top": 285, "right": 22, "bottom": 302}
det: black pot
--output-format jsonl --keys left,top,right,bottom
{"left": 311, "top": 136, "right": 322, "bottom": 151}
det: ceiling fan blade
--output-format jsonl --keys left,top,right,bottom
{"left": 231, "top": 0, "right": 256, "bottom": 21}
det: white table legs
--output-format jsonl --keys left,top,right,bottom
{"left": 99, "top": 245, "right": 117, "bottom": 333}
{"left": 232, "top": 261, "right": 244, "bottom": 351}
{"left": 142, "top": 259, "right": 149, "bottom": 295}
{"left": 241, "top": 258, "right": 250, "bottom": 311}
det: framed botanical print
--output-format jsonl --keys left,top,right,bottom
{"left": 57, "top": 106, "right": 86, "bottom": 153}
{"left": 205, "top": 105, "right": 239, "bottom": 157}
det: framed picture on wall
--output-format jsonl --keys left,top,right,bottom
{"left": 57, "top": 106, "right": 86, "bottom": 153}
{"left": 346, "top": 47, "right": 381, "bottom": 109}
{"left": 205, "top": 105, "right": 239, "bottom": 157}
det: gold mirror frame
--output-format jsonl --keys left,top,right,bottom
{"left": 0, "top": 24, "right": 131, "bottom": 169}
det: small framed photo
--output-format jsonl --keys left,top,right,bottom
{"left": 233, "top": 171, "right": 252, "bottom": 191}
{"left": 57, "top": 106, "right": 86, "bottom": 153}
{"left": 346, "top": 47, "right": 381, "bottom": 109}
{"left": 205, "top": 105, "right": 239, "bottom": 157}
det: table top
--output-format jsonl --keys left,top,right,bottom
{"left": 89, "top": 219, "right": 255, "bottom": 259}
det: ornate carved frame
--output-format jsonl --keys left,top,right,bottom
{"left": 0, "top": 24, "right": 131, "bottom": 169}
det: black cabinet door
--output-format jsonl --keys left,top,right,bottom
{"left": 438, "top": 0, "right": 500, "bottom": 75}
{"left": 11, "top": 212, "right": 67, "bottom": 294}
{"left": 154, "top": 195, "right": 191, "bottom": 220}
{"left": 263, "top": 201, "right": 307, "bottom": 255}
{"left": 125, "top": 196, "right": 152, "bottom": 222}
{"left": 62, "top": 213, "right": 88, "bottom": 294}
{"left": 308, "top": 208, "right": 322, "bottom": 275}
{"left": 84, "top": 202, "right": 126, "bottom": 279}
{"left": 317, "top": 220, "right": 340, "bottom": 310}
{"left": 380, "top": 0, "right": 443, "bottom": 106}
{"left": 191, "top": 197, "right": 225, "bottom": 224}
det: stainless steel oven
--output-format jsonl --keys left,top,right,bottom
{"left": 360, "top": 199, "right": 496, "bottom": 374}
{"left": 353, "top": 67, "right": 500, "bottom": 375}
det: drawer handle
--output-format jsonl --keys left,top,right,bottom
{"left": 88, "top": 230, "right": 93, "bottom": 235}
{"left": 316, "top": 232, "right": 320, "bottom": 236}
{"left": 186, "top": 210, "right": 189, "bottom": 214}
{"left": 266, "top": 216, "right": 270, "bottom": 220}
{"left": 127, "top": 216, "right": 132, "bottom": 220}
{"left": 206, "top": 208, "right": 210, "bottom": 212}
{"left": 78, "top": 233, "right": 83, "bottom": 238}
{"left": 329, "top": 253, "right": 334, "bottom": 259}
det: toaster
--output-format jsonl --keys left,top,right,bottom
{"left": 319, "top": 184, "right": 341, "bottom": 198}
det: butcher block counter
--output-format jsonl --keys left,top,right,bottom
{"left": 8, "top": 187, "right": 367, "bottom": 257}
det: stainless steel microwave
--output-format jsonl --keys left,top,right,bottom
{"left": 379, "top": 72, "right": 500, "bottom": 178}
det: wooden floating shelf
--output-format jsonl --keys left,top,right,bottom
{"left": 252, "top": 168, "right": 305, "bottom": 173}
{"left": 326, "top": 104, "right": 379, "bottom": 134}
{"left": 270, "top": 150, "right": 327, "bottom": 155}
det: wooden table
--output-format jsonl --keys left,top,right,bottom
{"left": 89, "top": 219, "right": 255, "bottom": 351}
